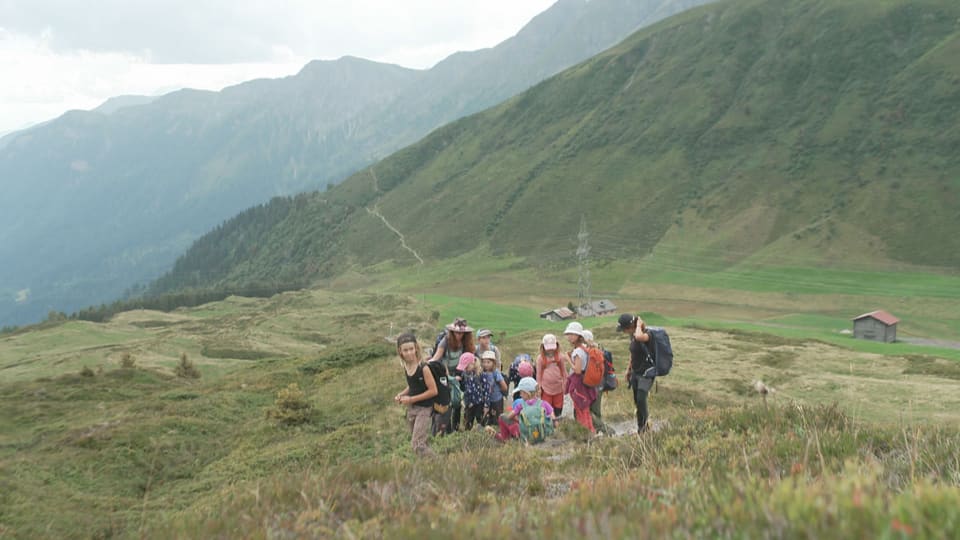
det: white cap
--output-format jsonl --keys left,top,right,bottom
{"left": 563, "top": 321, "right": 584, "bottom": 337}
{"left": 516, "top": 377, "right": 538, "bottom": 394}
{"left": 582, "top": 330, "right": 594, "bottom": 342}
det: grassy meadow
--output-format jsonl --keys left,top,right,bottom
{"left": 2, "top": 263, "right": 960, "bottom": 538}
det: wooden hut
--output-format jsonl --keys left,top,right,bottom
{"left": 852, "top": 310, "right": 899, "bottom": 343}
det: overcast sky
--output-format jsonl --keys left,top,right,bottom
{"left": 0, "top": 0, "right": 556, "bottom": 134}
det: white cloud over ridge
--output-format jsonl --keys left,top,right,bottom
{"left": 0, "top": 0, "right": 554, "bottom": 133}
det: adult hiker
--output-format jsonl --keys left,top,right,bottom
{"left": 617, "top": 313, "right": 655, "bottom": 434}
{"left": 429, "top": 317, "right": 476, "bottom": 432}
{"left": 394, "top": 333, "right": 438, "bottom": 457}
{"left": 563, "top": 322, "right": 596, "bottom": 433}
{"left": 535, "top": 334, "right": 567, "bottom": 421}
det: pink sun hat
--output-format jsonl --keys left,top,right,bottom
{"left": 456, "top": 352, "right": 477, "bottom": 371}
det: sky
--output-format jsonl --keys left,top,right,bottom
{"left": 0, "top": 0, "right": 556, "bottom": 135}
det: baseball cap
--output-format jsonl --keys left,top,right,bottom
{"left": 541, "top": 334, "right": 558, "bottom": 351}
{"left": 616, "top": 314, "right": 635, "bottom": 332}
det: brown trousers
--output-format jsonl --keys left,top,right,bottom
{"left": 406, "top": 406, "right": 434, "bottom": 457}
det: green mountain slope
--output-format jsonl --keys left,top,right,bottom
{"left": 1, "top": 0, "right": 708, "bottom": 326}
{"left": 154, "top": 0, "right": 960, "bottom": 294}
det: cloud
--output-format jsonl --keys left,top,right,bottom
{"left": 0, "top": 28, "right": 305, "bottom": 132}
{"left": 0, "top": 0, "right": 555, "bottom": 132}
{"left": 0, "top": 0, "right": 555, "bottom": 65}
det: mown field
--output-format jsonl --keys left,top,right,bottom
{"left": 2, "top": 263, "right": 959, "bottom": 538}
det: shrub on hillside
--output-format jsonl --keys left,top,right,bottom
{"left": 79, "top": 365, "right": 95, "bottom": 377}
{"left": 119, "top": 352, "right": 136, "bottom": 369}
{"left": 175, "top": 352, "right": 201, "bottom": 379}
{"left": 267, "top": 383, "right": 313, "bottom": 425}
{"left": 300, "top": 344, "right": 393, "bottom": 374}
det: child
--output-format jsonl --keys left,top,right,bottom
{"left": 563, "top": 322, "right": 596, "bottom": 434}
{"left": 393, "top": 333, "right": 438, "bottom": 457}
{"left": 508, "top": 353, "right": 535, "bottom": 397}
{"left": 475, "top": 328, "right": 502, "bottom": 371}
{"left": 582, "top": 329, "right": 609, "bottom": 435}
{"left": 480, "top": 350, "right": 508, "bottom": 426}
{"left": 494, "top": 377, "right": 556, "bottom": 443}
{"left": 536, "top": 334, "right": 567, "bottom": 420}
{"left": 459, "top": 352, "right": 488, "bottom": 431}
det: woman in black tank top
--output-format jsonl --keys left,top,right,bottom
{"left": 394, "top": 333, "right": 438, "bottom": 456}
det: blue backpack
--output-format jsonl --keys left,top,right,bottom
{"left": 645, "top": 327, "right": 674, "bottom": 377}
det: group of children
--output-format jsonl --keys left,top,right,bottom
{"left": 396, "top": 317, "right": 636, "bottom": 456}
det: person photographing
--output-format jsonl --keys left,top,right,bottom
{"left": 617, "top": 314, "right": 655, "bottom": 434}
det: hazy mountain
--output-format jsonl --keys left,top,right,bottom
{"left": 150, "top": 0, "right": 960, "bottom": 297}
{"left": 93, "top": 95, "right": 158, "bottom": 115}
{"left": 0, "top": 0, "right": 708, "bottom": 326}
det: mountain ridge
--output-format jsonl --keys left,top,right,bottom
{"left": 0, "top": 0, "right": 710, "bottom": 325}
{"left": 150, "top": 0, "right": 960, "bottom": 297}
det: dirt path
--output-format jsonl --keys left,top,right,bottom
{"left": 899, "top": 337, "right": 960, "bottom": 350}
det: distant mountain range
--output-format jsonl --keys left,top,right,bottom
{"left": 0, "top": 0, "right": 710, "bottom": 326}
{"left": 150, "top": 0, "right": 960, "bottom": 297}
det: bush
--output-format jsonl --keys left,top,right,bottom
{"left": 300, "top": 344, "right": 393, "bottom": 374}
{"left": 79, "top": 366, "right": 95, "bottom": 377}
{"left": 175, "top": 352, "right": 201, "bottom": 379}
{"left": 120, "top": 352, "right": 136, "bottom": 369}
{"left": 267, "top": 383, "right": 313, "bottom": 425}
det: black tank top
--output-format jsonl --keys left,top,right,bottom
{"left": 405, "top": 363, "right": 435, "bottom": 408}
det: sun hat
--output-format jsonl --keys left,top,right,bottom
{"left": 480, "top": 350, "right": 497, "bottom": 360}
{"left": 563, "top": 321, "right": 584, "bottom": 337}
{"left": 616, "top": 314, "right": 636, "bottom": 332}
{"left": 582, "top": 330, "right": 594, "bottom": 342}
{"left": 477, "top": 328, "right": 493, "bottom": 338}
{"left": 445, "top": 318, "right": 474, "bottom": 333}
{"left": 541, "top": 333, "right": 558, "bottom": 351}
{"left": 456, "top": 352, "right": 477, "bottom": 371}
{"left": 516, "top": 377, "right": 538, "bottom": 394}
{"left": 518, "top": 360, "right": 534, "bottom": 378}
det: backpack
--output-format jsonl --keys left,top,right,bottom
{"left": 645, "top": 327, "right": 674, "bottom": 377}
{"left": 580, "top": 345, "right": 605, "bottom": 388}
{"left": 426, "top": 360, "right": 452, "bottom": 413}
{"left": 508, "top": 354, "right": 534, "bottom": 385}
{"left": 432, "top": 331, "right": 446, "bottom": 356}
{"left": 449, "top": 374, "right": 463, "bottom": 408}
{"left": 518, "top": 399, "right": 553, "bottom": 444}
{"left": 601, "top": 348, "right": 618, "bottom": 391}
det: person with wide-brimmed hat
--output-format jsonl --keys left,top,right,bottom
{"left": 429, "top": 317, "right": 476, "bottom": 432}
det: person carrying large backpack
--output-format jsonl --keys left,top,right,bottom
{"left": 617, "top": 313, "right": 656, "bottom": 434}
{"left": 428, "top": 318, "right": 475, "bottom": 432}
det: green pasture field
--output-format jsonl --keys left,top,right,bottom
{"left": 2, "top": 261, "right": 960, "bottom": 538}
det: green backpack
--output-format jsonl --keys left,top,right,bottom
{"left": 518, "top": 399, "right": 553, "bottom": 444}
{"left": 449, "top": 377, "right": 462, "bottom": 409}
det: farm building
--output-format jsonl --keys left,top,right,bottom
{"left": 852, "top": 310, "right": 899, "bottom": 343}
{"left": 578, "top": 299, "right": 618, "bottom": 318}
{"left": 540, "top": 307, "right": 576, "bottom": 322}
